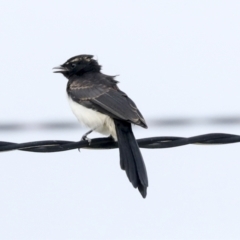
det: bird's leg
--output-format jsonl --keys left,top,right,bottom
{"left": 78, "top": 129, "right": 93, "bottom": 152}
{"left": 81, "top": 129, "right": 93, "bottom": 143}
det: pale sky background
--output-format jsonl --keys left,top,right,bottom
{"left": 0, "top": 1, "right": 240, "bottom": 239}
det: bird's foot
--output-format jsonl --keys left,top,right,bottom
{"left": 78, "top": 130, "right": 93, "bottom": 151}
{"left": 81, "top": 130, "right": 92, "bottom": 145}
{"left": 78, "top": 136, "right": 91, "bottom": 151}
{"left": 81, "top": 135, "right": 92, "bottom": 144}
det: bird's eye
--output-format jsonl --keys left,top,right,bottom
{"left": 71, "top": 63, "right": 76, "bottom": 68}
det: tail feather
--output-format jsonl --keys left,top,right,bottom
{"left": 118, "top": 129, "right": 139, "bottom": 188}
{"left": 114, "top": 119, "right": 148, "bottom": 198}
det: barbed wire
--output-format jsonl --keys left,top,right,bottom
{"left": 0, "top": 133, "right": 240, "bottom": 153}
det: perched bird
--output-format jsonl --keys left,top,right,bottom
{"left": 53, "top": 55, "right": 148, "bottom": 198}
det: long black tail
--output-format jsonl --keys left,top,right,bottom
{"left": 114, "top": 119, "right": 148, "bottom": 198}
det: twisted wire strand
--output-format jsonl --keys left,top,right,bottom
{"left": 0, "top": 133, "right": 239, "bottom": 153}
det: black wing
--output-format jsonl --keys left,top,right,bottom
{"left": 67, "top": 74, "right": 147, "bottom": 128}
{"left": 91, "top": 89, "right": 147, "bottom": 128}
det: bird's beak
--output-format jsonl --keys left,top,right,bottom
{"left": 52, "top": 65, "right": 68, "bottom": 73}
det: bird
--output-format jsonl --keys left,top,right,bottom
{"left": 53, "top": 54, "right": 148, "bottom": 198}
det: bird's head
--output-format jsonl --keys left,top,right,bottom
{"left": 53, "top": 54, "right": 101, "bottom": 77}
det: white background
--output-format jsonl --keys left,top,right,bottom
{"left": 0, "top": 1, "right": 240, "bottom": 239}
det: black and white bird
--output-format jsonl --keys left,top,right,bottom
{"left": 53, "top": 55, "right": 148, "bottom": 198}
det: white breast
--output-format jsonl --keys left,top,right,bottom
{"left": 68, "top": 97, "right": 117, "bottom": 140}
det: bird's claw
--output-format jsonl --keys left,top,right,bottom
{"left": 81, "top": 135, "right": 92, "bottom": 145}
{"left": 78, "top": 136, "right": 91, "bottom": 152}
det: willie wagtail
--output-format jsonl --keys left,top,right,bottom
{"left": 53, "top": 55, "right": 148, "bottom": 198}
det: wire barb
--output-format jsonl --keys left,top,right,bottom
{"left": 0, "top": 133, "right": 239, "bottom": 153}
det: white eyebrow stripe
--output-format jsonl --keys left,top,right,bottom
{"left": 69, "top": 58, "right": 81, "bottom": 63}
